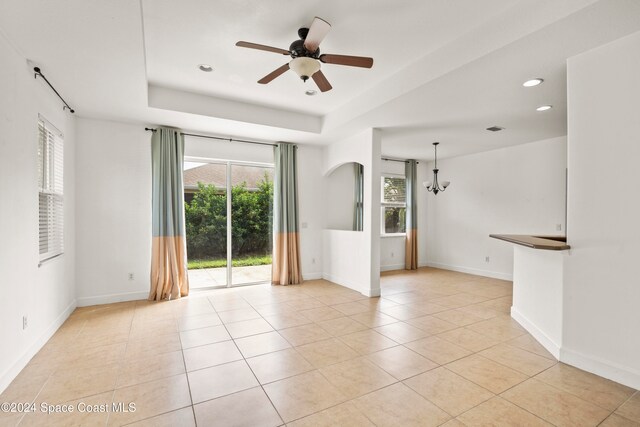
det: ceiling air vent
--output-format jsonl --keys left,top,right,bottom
{"left": 486, "top": 126, "right": 505, "bottom": 132}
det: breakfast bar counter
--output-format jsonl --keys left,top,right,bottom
{"left": 490, "top": 234, "right": 570, "bottom": 359}
{"left": 489, "top": 234, "right": 570, "bottom": 250}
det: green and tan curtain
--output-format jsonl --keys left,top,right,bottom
{"left": 149, "top": 127, "right": 190, "bottom": 300}
{"left": 405, "top": 159, "right": 418, "bottom": 270}
{"left": 272, "top": 142, "right": 302, "bottom": 285}
{"left": 353, "top": 163, "right": 364, "bottom": 232}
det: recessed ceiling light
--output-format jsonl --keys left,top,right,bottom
{"left": 523, "top": 78, "right": 544, "bottom": 87}
{"left": 486, "top": 126, "right": 505, "bottom": 132}
{"left": 305, "top": 90, "right": 317, "bottom": 96}
{"left": 536, "top": 105, "right": 553, "bottom": 111}
{"left": 198, "top": 64, "right": 213, "bottom": 72}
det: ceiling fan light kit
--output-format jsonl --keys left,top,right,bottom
{"left": 236, "top": 16, "right": 373, "bottom": 92}
{"left": 289, "top": 57, "right": 320, "bottom": 82}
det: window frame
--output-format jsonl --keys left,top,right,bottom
{"left": 38, "top": 115, "right": 64, "bottom": 266}
{"left": 380, "top": 173, "right": 407, "bottom": 237}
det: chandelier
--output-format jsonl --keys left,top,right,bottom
{"left": 423, "top": 142, "right": 450, "bottom": 195}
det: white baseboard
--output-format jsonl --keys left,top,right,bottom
{"left": 380, "top": 264, "right": 405, "bottom": 272}
{"left": 322, "top": 273, "right": 375, "bottom": 297}
{"left": 511, "top": 307, "right": 640, "bottom": 389}
{"left": 426, "top": 262, "right": 513, "bottom": 281}
{"left": 0, "top": 299, "right": 76, "bottom": 394}
{"left": 76, "top": 290, "right": 148, "bottom": 307}
{"left": 365, "top": 288, "right": 381, "bottom": 297}
{"left": 560, "top": 347, "right": 640, "bottom": 390}
{"left": 79, "top": 276, "right": 325, "bottom": 304}
{"left": 511, "top": 307, "right": 560, "bottom": 359}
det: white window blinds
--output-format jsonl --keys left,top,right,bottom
{"left": 38, "top": 116, "right": 64, "bottom": 264}
{"left": 381, "top": 175, "right": 407, "bottom": 234}
{"left": 382, "top": 176, "right": 406, "bottom": 204}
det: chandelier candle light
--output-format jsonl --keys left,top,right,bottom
{"left": 423, "top": 142, "right": 450, "bottom": 195}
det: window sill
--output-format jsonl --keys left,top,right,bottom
{"left": 38, "top": 253, "right": 64, "bottom": 267}
{"left": 381, "top": 233, "right": 406, "bottom": 238}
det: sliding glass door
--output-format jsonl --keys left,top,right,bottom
{"left": 183, "top": 160, "right": 228, "bottom": 288}
{"left": 230, "top": 164, "right": 273, "bottom": 286}
{"left": 184, "top": 158, "right": 273, "bottom": 288}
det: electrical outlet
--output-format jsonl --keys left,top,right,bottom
{"left": 485, "top": 256, "right": 490, "bottom": 263}
{"left": 128, "top": 273, "right": 134, "bottom": 281}
{"left": 23, "top": 316, "right": 28, "bottom": 330}
{"left": 556, "top": 224, "right": 562, "bottom": 231}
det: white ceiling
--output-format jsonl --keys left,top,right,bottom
{"left": 142, "top": 0, "right": 514, "bottom": 115}
{"left": 1, "top": 0, "right": 640, "bottom": 160}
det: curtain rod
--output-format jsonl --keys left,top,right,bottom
{"left": 382, "top": 157, "right": 419, "bottom": 164}
{"left": 34, "top": 67, "right": 75, "bottom": 113}
{"left": 145, "top": 128, "right": 278, "bottom": 147}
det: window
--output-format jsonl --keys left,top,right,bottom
{"left": 38, "top": 116, "right": 64, "bottom": 263}
{"left": 381, "top": 175, "right": 406, "bottom": 235}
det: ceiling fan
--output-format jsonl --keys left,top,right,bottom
{"left": 236, "top": 17, "right": 374, "bottom": 93}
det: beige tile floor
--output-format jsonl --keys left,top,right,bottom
{"left": 1, "top": 267, "right": 639, "bottom": 426}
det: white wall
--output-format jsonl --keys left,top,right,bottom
{"left": 0, "top": 33, "right": 76, "bottom": 392}
{"left": 380, "top": 236, "right": 406, "bottom": 271}
{"left": 562, "top": 31, "right": 640, "bottom": 389}
{"left": 296, "top": 145, "right": 325, "bottom": 280}
{"left": 511, "top": 246, "right": 566, "bottom": 359}
{"left": 323, "top": 230, "right": 370, "bottom": 290}
{"left": 75, "top": 118, "right": 151, "bottom": 305}
{"left": 417, "top": 162, "right": 429, "bottom": 268}
{"left": 74, "top": 119, "right": 324, "bottom": 304}
{"left": 325, "top": 162, "right": 356, "bottom": 231}
{"left": 425, "top": 137, "right": 567, "bottom": 280}
{"left": 323, "top": 129, "right": 381, "bottom": 296}
{"left": 184, "top": 135, "right": 273, "bottom": 164}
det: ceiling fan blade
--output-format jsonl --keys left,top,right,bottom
{"left": 258, "top": 63, "right": 290, "bottom": 84}
{"left": 236, "top": 41, "right": 290, "bottom": 55}
{"left": 304, "top": 17, "right": 331, "bottom": 52}
{"left": 312, "top": 70, "right": 332, "bottom": 92}
{"left": 319, "top": 54, "right": 373, "bottom": 68}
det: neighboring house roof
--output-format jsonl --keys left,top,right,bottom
{"left": 183, "top": 163, "right": 272, "bottom": 190}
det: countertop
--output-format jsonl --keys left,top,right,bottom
{"left": 489, "top": 234, "right": 570, "bottom": 251}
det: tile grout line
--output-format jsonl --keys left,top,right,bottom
{"left": 359, "top": 298, "right": 567, "bottom": 425}
{"left": 105, "top": 302, "right": 139, "bottom": 426}
{"left": 523, "top": 362, "right": 628, "bottom": 416}
{"left": 8, "top": 271, "right": 638, "bottom": 427}
{"left": 187, "top": 278, "right": 537, "bottom": 426}
{"left": 212, "top": 291, "right": 286, "bottom": 426}
{"left": 596, "top": 390, "right": 638, "bottom": 425}
{"left": 175, "top": 300, "right": 198, "bottom": 427}
{"left": 228, "top": 287, "right": 386, "bottom": 425}
{"left": 494, "top": 368, "right": 615, "bottom": 426}
{"left": 112, "top": 301, "right": 192, "bottom": 426}
{"left": 245, "top": 288, "right": 467, "bottom": 424}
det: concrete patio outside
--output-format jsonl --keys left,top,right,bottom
{"left": 188, "top": 264, "right": 272, "bottom": 288}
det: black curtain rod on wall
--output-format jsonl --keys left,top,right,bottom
{"left": 382, "top": 157, "right": 419, "bottom": 164}
{"left": 145, "top": 127, "right": 279, "bottom": 147}
{"left": 34, "top": 67, "right": 74, "bottom": 113}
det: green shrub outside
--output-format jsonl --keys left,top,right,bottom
{"left": 185, "top": 176, "right": 273, "bottom": 264}
{"left": 187, "top": 255, "right": 272, "bottom": 270}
